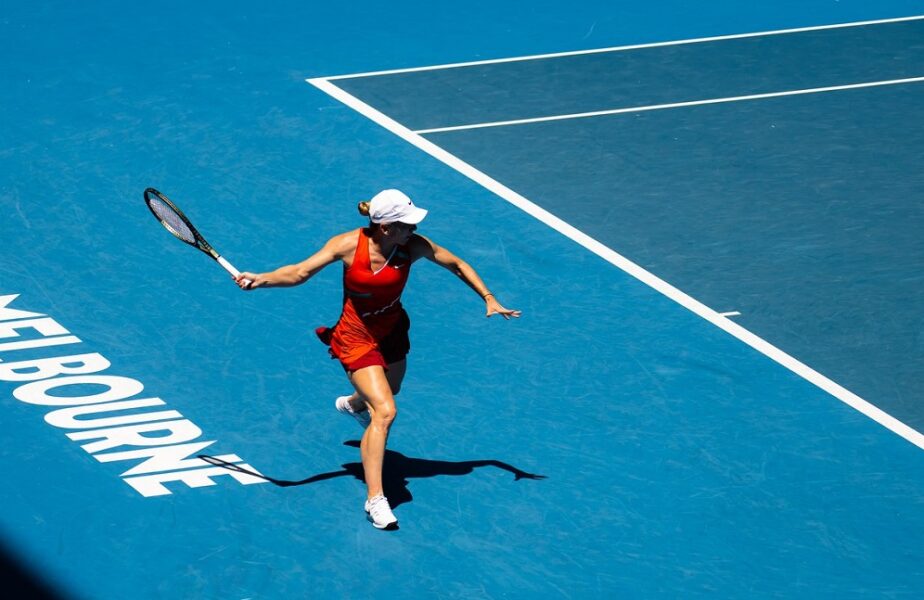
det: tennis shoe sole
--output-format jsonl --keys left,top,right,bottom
{"left": 335, "top": 396, "right": 371, "bottom": 430}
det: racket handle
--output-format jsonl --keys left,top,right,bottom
{"left": 216, "top": 256, "right": 253, "bottom": 286}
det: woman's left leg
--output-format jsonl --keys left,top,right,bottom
{"left": 347, "top": 365, "right": 398, "bottom": 500}
{"left": 346, "top": 359, "right": 406, "bottom": 412}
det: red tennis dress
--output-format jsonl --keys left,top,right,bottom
{"left": 316, "top": 228, "right": 412, "bottom": 371}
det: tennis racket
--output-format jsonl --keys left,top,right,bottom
{"left": 144, "top": 187, "right": 251, "bottom": 286}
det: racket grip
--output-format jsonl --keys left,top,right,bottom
{"left": 217, "top": 256, "right": 253, "bottom": 286}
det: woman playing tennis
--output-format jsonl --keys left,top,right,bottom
{"left": 233, "top": 189, "right": 520, "bottom": 530}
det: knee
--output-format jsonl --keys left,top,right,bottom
{"left": 372, "top": 401, "right": 397, "bottom": 427}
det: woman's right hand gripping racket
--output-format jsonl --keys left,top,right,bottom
{"left": 144, "top": 187, "right": 252, "bottom": 287}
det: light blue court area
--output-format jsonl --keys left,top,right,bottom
{"left": 3, "top": 2, "right": 924, "bottom": 599}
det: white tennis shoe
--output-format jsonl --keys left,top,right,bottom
{"left": 335, "top": 395, "right": 371, "bottom": 430}
{"left": 365, "top": 494, "right": 398, "bottom": 530}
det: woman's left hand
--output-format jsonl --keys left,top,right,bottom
{"left": 485, "top": 296, "right": 521, "bottom": 320}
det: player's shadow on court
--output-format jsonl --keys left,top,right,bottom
{"left": 203, "top": 443, "right": 546, "bottom": 508}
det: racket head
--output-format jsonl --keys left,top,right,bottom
{"left": 144, "top": 188, "right": 217, "bottom": 256}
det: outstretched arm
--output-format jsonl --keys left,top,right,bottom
{"left": 234, "top": 231, "right": 354, "bottom": 290}
{"left": 409, "top": 235, "right": 521, "bottom": 319}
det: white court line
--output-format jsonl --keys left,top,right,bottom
{"left": 308, "top": 76, "right": 924, "bottom": 451}
{"left": 719, "top": 311, "right": 742, "bottom": 318}
{"left": 322, "top": 14, "right": 924, "bottom": 80}
{"left": 413, "top": 76, "right": 924, "bottom": 134}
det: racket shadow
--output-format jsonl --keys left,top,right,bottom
{"left": 200, "top": 442, "right": 546, "bottom": 509}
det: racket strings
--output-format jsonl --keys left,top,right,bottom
{"left": 148, "top": 197, "right": 196, "bottom": 244}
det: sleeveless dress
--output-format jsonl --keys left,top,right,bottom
{"left": 316, "top": 228, "right": 412, "bottom": 371}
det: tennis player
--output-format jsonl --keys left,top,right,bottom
{"left": 234, "top": 189, "right": 520, "bottom": 530}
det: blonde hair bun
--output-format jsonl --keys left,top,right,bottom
{"left": 357, "top": 201, "right": 371, "bottom": 216}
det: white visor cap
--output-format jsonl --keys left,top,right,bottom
{"left": 368, "top": 189, "right": 428, "bottom": 225}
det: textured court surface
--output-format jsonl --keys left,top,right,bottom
{"left": 330, "top": 17, "right": 924, "bottom": 430}
{"left": 2, "top": 1, "right": 924, "bottom": 598}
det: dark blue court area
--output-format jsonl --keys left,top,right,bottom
{"left": 2, "top": 1, "right": 924, "bottom": 598}
{"left": 333, "top": 16, "right": 924, "bottom": 432}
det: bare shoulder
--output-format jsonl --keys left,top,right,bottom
{"left": 325, "top": 228, "right": 362, "bottom": 259}
{"left": 408, "top": 233, "right": 437, "bottom": 261}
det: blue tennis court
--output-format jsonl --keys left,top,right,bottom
{"left": 2, "top": 1, "right": 923, "bottom": 598}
